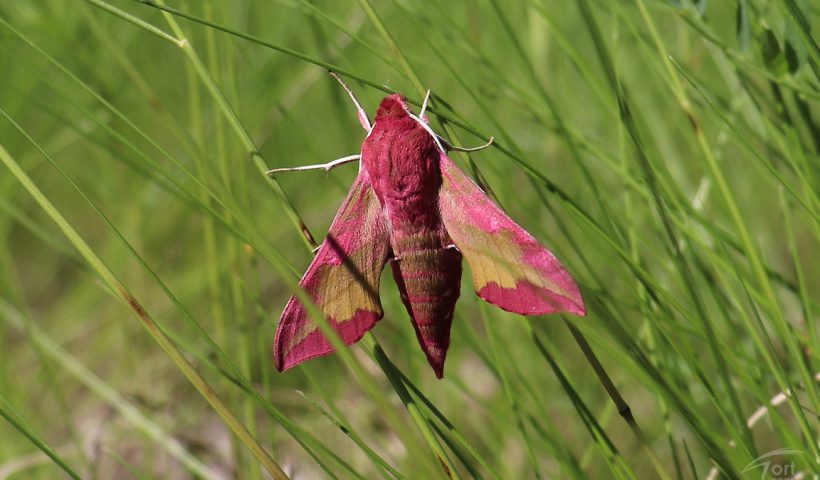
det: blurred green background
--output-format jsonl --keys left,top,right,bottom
{"left": 0, "top": 0, "right": 817, "bottom": 478}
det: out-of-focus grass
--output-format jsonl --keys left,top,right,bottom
{"left": 0, "top": 0, "right": 817, "bottom": 478}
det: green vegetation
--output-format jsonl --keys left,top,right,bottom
{"left": 0, "top": 0, "right": 817, "bottom": 478}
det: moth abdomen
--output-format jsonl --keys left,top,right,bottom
{"left": 390, "top": 241, "right": 462, "bottom": 378}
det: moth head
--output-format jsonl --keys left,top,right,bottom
{"left": 375, "top": 94, "right": 411, "bottom": 119}
{"left": 375, "top": 93, "right": 446, "bottom": 153}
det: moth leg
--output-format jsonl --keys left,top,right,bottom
{"left": 419, "top": 89, "right": 431, "bottom": 120}
{"left": 389, "top": 254, "right": 402, "bottom": 263}
{"left": 444, "top": 244, "right": 461, "bottom": 252}
{"left": 329, "top": 72, "right": 372, "bottom": 131}
{"left": 266, "top": 154, "right": 361, "bottom": 175}
{"left": 437, "top": 135, "right": 495, "bottom": 153}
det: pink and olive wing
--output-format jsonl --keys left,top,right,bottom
{"left": 274, "top": 172, "right": 391, "bottom": 371}
{"left": 437, "top": 153, "right": 586, "bottom": 316}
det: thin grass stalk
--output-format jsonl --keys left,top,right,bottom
{"left": 151, "top": 0, "right": 317, "bottom": 250}
{"left": 564, "top": 320, "right": 671, "bottom": 480}
{"left": 367, "top": 337, "right": 460, "bottom": 480}
{"left": 379, "top": 359, "right": 506, "bottom": 480}
{"left": 0, "top": 393, "right": 82, "bottom": 480}
{"left": 0, "top": 105, "right": 361, "bottom": 476}
{"left": 633, "top": 0, "right": 819, "bottom": 453}
{"left": 0, "top": 299, "right": 223, "bottom": 480}
{"left": 296, "top": 384, "right": 401, "bottom": 480}
{"left": 0, "top": 143, "right": 289, "bottom": 480}
{"left": 479, "top": 306, "right": 543, "bottom": 479}
{"left": 579, "top": 0, "right": 763, "bottom": 460}
{"left": 531, "top": 332, "right": 637, "bottom": 479}
{"left": 779, "top": 188, "right": 816, "bottom": 359}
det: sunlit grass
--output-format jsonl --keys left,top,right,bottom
{"left": 0, "top": 0, "right": 817, "bottom": 478}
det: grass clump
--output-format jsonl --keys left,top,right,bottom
{"left": 0, "top": 0, "right": 816, "bottom": 478}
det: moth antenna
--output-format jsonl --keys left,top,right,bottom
{"left": 266, "top": 154, "right": 361, "bottom": 174}
{"left": 438, "top": 135, "right": 495, "bottom": 152}
{"left": 407, "top": 113, "right": 447, "bottom": 152}
{"left": 419, "top": 89, "right": 431, "bottom": 120}
{"left": 329, "top": 72, "right": 372, "bottom": 131}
